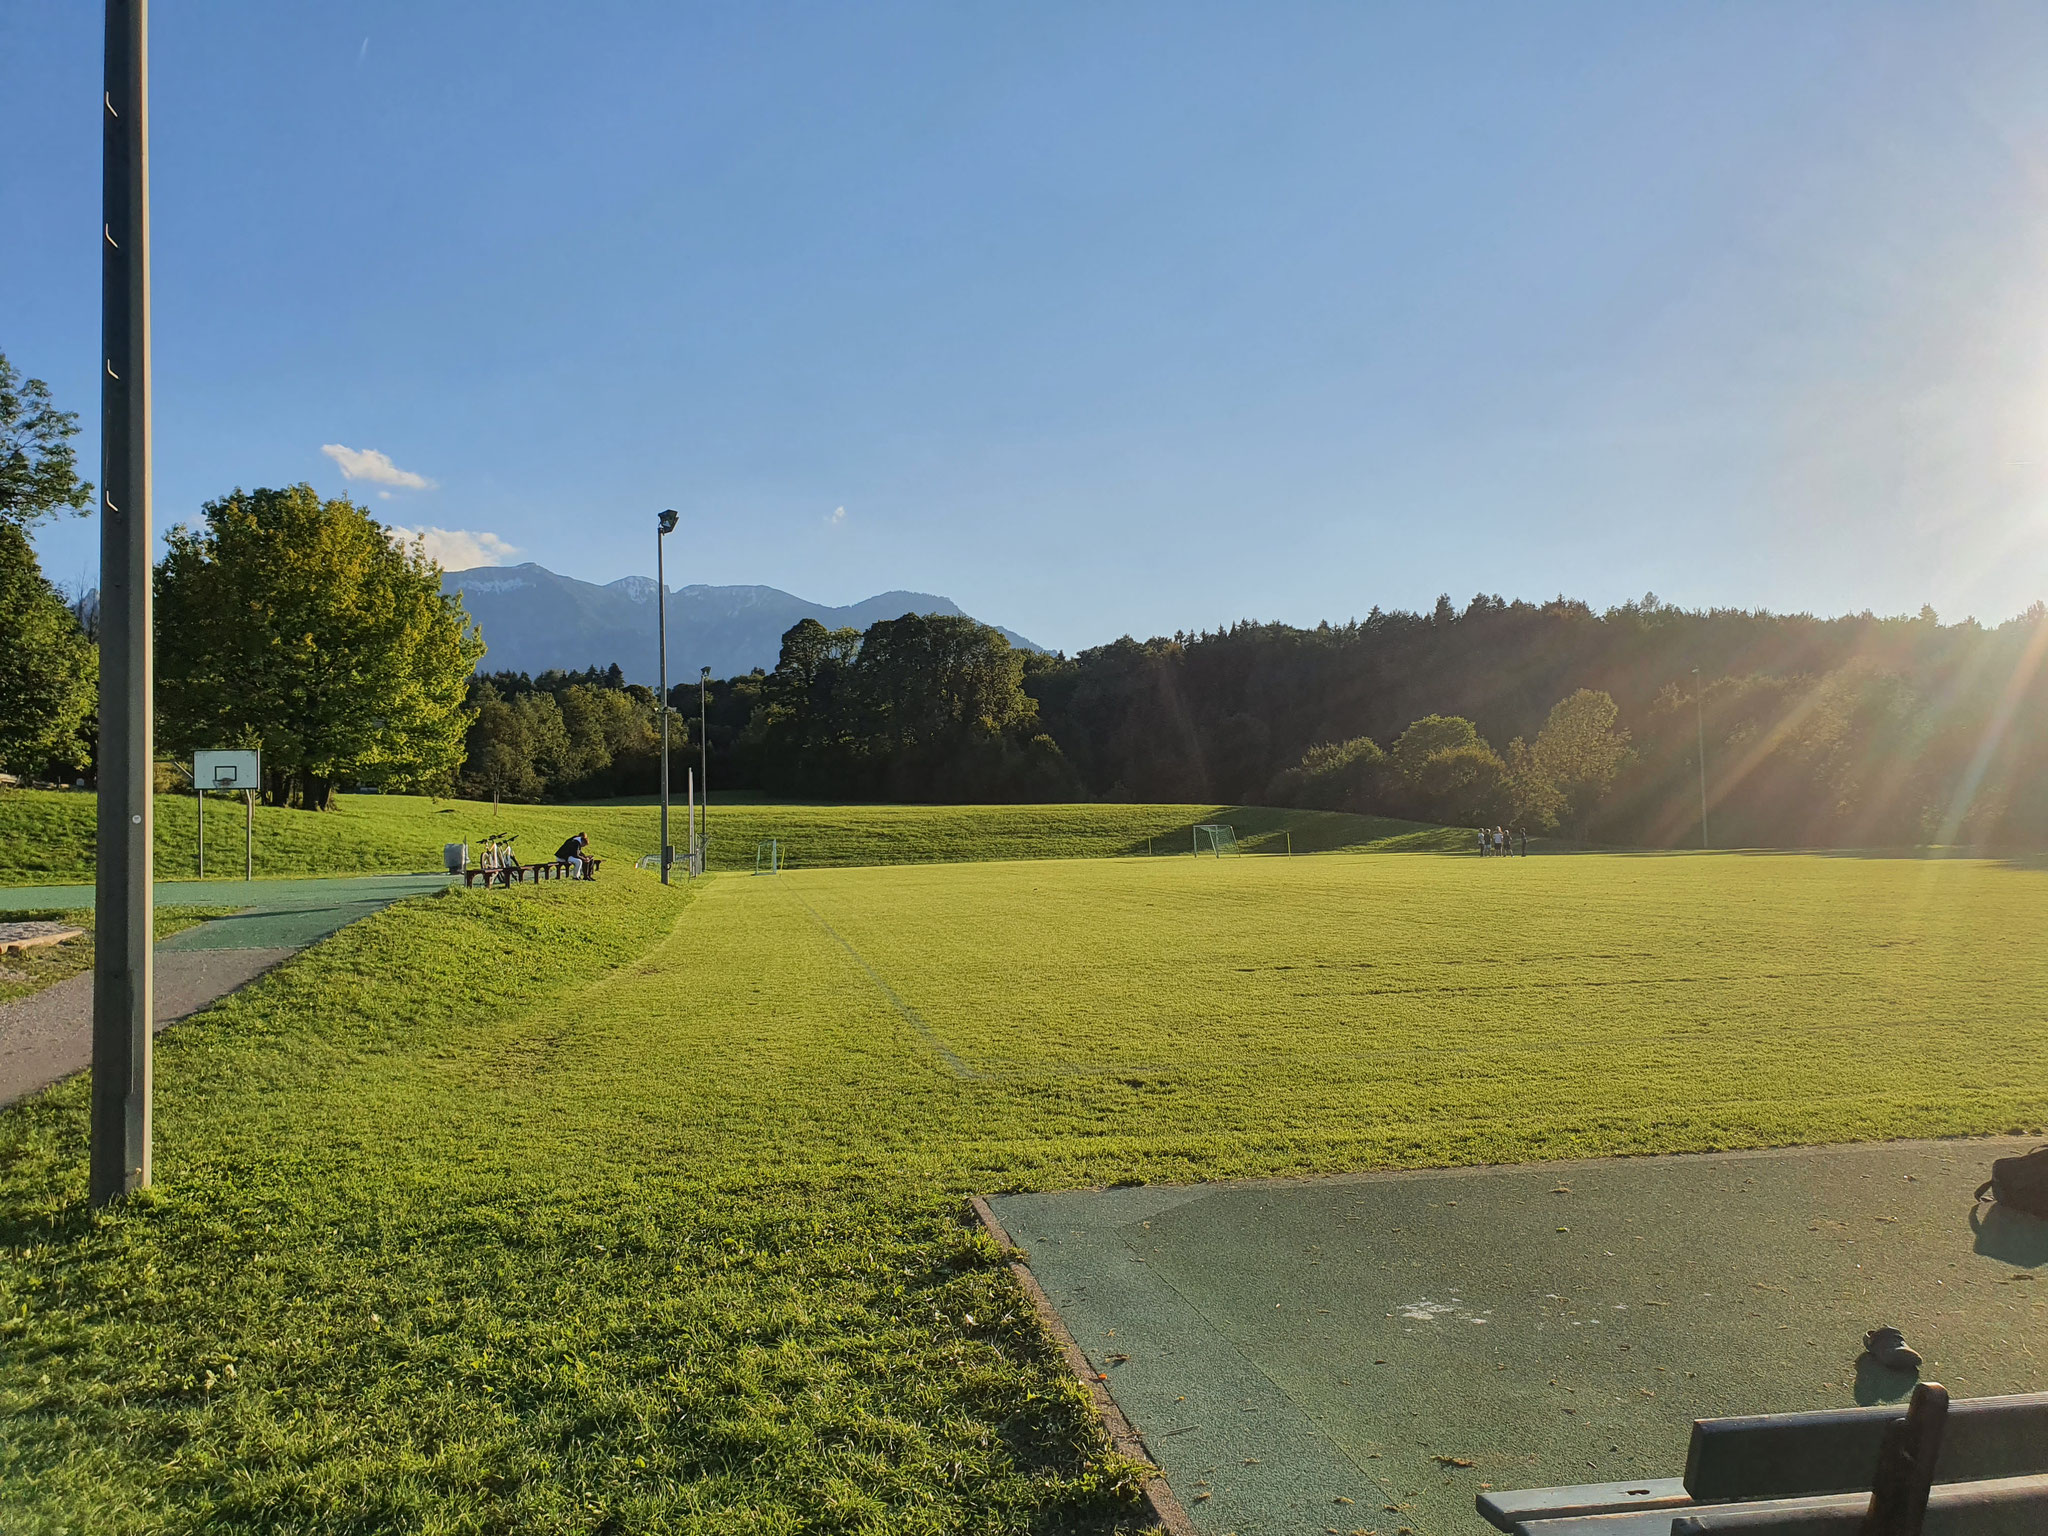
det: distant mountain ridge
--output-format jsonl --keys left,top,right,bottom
{"left": 442, "top": 563, "right": 1042, "bottom": 684}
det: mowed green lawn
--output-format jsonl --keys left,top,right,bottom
{"left": 5, "top": 852, "right": 2046, "bottom": 1533}
{"left": 0, "top": 787, "right": 1459, "bottom": 885}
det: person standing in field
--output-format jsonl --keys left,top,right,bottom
{"left": 1477, "top": 827, "right": 1488, "bottom": 856}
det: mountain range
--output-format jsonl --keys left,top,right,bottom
{"left": 442, "top": 564, "right": 1042, "bottom": 685}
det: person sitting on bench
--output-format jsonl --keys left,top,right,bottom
{"left": 556, "top": 832, "right": 592, "bottom": 879}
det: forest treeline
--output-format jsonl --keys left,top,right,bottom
{"left": 1016, "top": 594, "right": 2048, "bottom": 848}
{"left": 658, "top": 591, "right": 2048, "bottom": 849}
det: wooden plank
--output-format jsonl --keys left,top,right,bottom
{"left": 0, "top": 923, "right": 85, "bottom": 954}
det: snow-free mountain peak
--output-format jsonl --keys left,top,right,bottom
{"left": 442, "top": 563, "right": 1041, "bottom": 683}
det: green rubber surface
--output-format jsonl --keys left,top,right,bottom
{"left": 991, "top": 1139, "right": 2048, "bottom": 1536}
{"left": 0, "top": 875, "right": 451, "bottom": 950}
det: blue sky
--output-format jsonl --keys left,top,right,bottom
{"left": 5, "top": 2, "right": 2047, "bottom": 652}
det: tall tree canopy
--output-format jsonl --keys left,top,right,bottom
{"left": 738, "top": 613, "right": 1076, "bottom": 800}
{"left": 1515, "top": 688, "right": 1632, "bottom": 839}
{"left": 0, "top": 350, "right": 93, "bottom": 530}
{"left": 0, "top": 524, "right": 96, "bottom": 781}
{"left": 156, "top": 485, "right": 484, "bottom": 807}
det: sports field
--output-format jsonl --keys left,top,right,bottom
{"left": 3, "top": 850, "right": 2045, "bottom": 1531}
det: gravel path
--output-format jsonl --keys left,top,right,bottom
{"left": 0, "top": 948, "right": 297, "bottom": 1107}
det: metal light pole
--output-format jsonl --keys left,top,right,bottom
{"left": 1693, "top": 666, "right": 1710, "bottom": 851}
{"left": 699, "top": 664, "right": 710, "bottom": 867}
{"left": 657, "top": 509, "right": 678, "bottom": 883}
{"left": 92, "top": 0, "right": 153, "bottom": 1206}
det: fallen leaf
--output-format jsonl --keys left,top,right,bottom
{"left": 1433, "top": 1456, "right": 1475, "bottom": 1468}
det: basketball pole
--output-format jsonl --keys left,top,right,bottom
{"left": 92, "top": 0, "right": 153, "bottom": 1207}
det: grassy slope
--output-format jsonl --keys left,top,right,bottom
{"left": 12, "top": 851, "right": 2043, "bottom": 1532}
{"left": 0, "top": 788, "right": 1463, "bottom": 885}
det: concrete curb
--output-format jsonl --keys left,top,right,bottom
{"left": 969, "top": 1194, "right": 1198, "bottom": 1536}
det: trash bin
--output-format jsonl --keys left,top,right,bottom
{"left": 444, "top": 842, "right": 468, "bottom": 874}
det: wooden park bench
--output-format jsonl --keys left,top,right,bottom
{"left": 458, "top": 858, "right": 596, "bottom": 888}
{"left": 1479, "top": 1385, "right": 2048, "bottom": 1535}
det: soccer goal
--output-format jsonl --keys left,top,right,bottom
{"left": 754, "top": 838, "right": 782, "bottom": 875}
{"left": 1193, "top": 823, "right": 1240, "bottom": 857}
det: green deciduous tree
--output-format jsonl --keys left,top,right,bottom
{"left": 1265, "top": 735, "right": 1388, "bottom": 812}
{"left": 0, "top": 350, "right": 93, "bottom": 531}
{"left": 734, "top": 613, "right": 1072, "bottom": 800}
{"left": 1414, "top": 741, "right": 1514, "bottom": 826}
{"left": 156, "top": 485, "right": 485, "bottom": 807}
{"left": 0, "top": 524, "right": 96, "bottom": 781}
{"left": 1391, "top": 714, "right": 1480, "bottom": 780}
{"left": 1521, "top": 688, "right": 1632, "bottom": 841}
{"left": 460, "top": 684, "right": 542, "bottom": 807}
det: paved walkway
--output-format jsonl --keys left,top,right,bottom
{"left": 992, "top": 1139, "right": 2048, "bottom": 1536}
{"left": 0, "top": 874, "right": 449, "bottom": 1107}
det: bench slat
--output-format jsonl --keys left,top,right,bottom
{"left": 1513, "top": 1472, "right": 2048, "bottom": 1536}
{"left": 1478, "top": 1478, "right": 1691, "bottom": 1530}
{"left": 1685, "top": 1391, "right": 2048, "bottom": 1502}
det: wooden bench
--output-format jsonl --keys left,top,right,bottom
{"left": 458, "top": 859, "right": 595, "bottom": 888}
{"left": 1479, "top": 1385, "right": 2048, "bottom": 1535}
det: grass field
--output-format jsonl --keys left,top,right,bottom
{"left": 4, "top": 851, "right": 2045, "bottom": 1532}
{"left": 0, "top": 788, "right": 1462, "bottom": 885}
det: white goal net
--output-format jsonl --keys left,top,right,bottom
{"left": 1193, "top": 823, "right": 1239, "bottom": 857}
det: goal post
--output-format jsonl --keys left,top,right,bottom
{"left": 754, "top": 838, "right": 781, "bottom": 875}
{"left": 1193, "top": 823, "right": 1239, "bottom": 857}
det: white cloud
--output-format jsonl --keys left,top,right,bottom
{"left": 829, "top": 505, "right": 846, "bottom": 526}
{"left": 322, "top": 442, "right": 435, "bottom": 490}
{"left": 387, "top": 525, "right": 522, "bottom": 570}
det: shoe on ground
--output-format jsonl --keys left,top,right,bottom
{"left": 1863, "top": 1326, "right": 1922, "bottom": 1372}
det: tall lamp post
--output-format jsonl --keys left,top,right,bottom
{"left": 1693, "top": 666, "right": 1710, "bottom": 851}
{"left": 657, "top": 509, "right": 678, "bottom": 884}
{"left": 92, "top": 0, "right": 154, "bottom": 1207}
{"left": 699, "top": 665, "right": 711, "bottom": 867}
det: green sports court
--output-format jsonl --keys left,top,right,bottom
{"left": 990, "top": 1139, "right": 2048, "bottom": 1535}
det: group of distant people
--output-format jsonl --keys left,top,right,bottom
{"left": 1477, "top": 825, "right": 1528, "bottom": 857}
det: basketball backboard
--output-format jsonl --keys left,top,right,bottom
{"left": 194, "top": 748, "right": 261, "bottom": 791}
